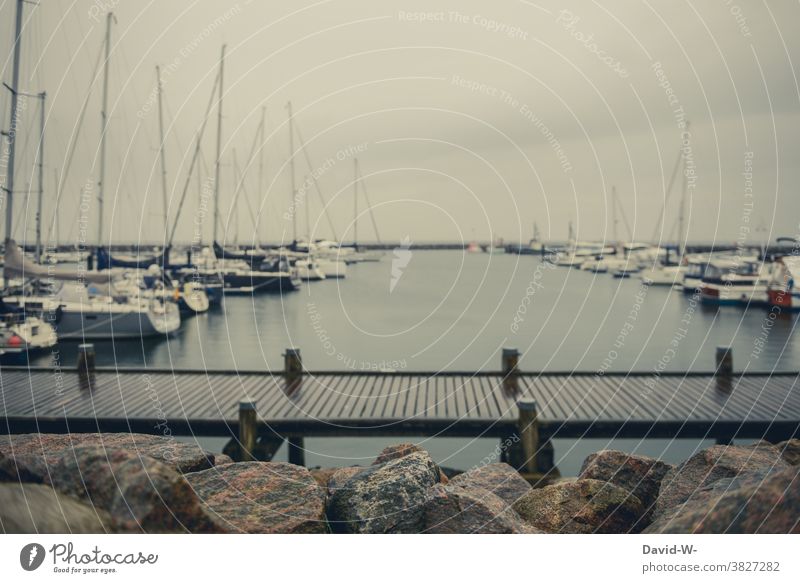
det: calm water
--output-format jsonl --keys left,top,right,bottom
{"left": 26, "top": 251, "right": 799, "bottom": 474}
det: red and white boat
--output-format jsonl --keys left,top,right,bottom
{"left": 699, "top": 257, "right": 772, "bottom": 306}
{"left": 766, "top": 256, "right": 800, "bottom": 311}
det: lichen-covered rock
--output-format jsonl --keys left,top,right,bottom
{"left": 0, "top": 451, "right": 45, "bottom": 483}
{"left": 310, "top": 467, "right": 340, "bottom": 490}
{"left": 449, "top": 463, "right": 532, "bottom": 505}
{"left": 50, "top": 446, "right": 216, "bottom": 533}
{"left": 653, "top": 443, "right": 789, "bottom": 520}
{"left": 327, "top": 451, "right": 440, "bottom": 533}
{"left": 421, "top": 484, "right": 541, "bottom": 533}
{"left": 327, "top": 466, "right": 364, "bottom": 496}
{"left": 776, "top": 439, "right": 800, "bottom": 466}
{"left": 213, "top": 453, "right": 235, "bottom": 466}
{"left": 373, "top": 443, "right": 426, "bottom": 465}
{"left": 513, "top": 479, "right": 645, "bottom": 533}
{"left": 185, "top": 462, "right": 327, "bottom": 533}
{"left": 645, "top": 466, "right": 800, "bottom": 533}
{"left": 0, "top": 482, "right": 113, "bottom": 533}
{"left": 0, "top": 433, "right": 216, "bottom": 475}
{"left": 579, "top": 450, "right": 672, "bottom": 523}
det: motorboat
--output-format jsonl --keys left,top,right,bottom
{"left": 766, "top": 255, "right": 800, "bottom": 310}
{"left": 699, "top": 257, "right": 772, "bottom": 306}
{"left": 640, "top": 264, "right": 686, "bottom": 286}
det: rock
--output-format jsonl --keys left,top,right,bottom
{"left": 373, "top": 443, "right": 426, "bottom": 465}
{"left": 213, "top": 453, "right": 235, "bottom": 466}
{"left": 327, "top": 466, "right": 364, "bottom": 496}
{"left": 327, "top": 451, "right": 441, "bottom": 533}
{"left": 0, "top": 482, "right": 113, "bottom": 533}
{"left": 50, "top": 446, "right": 216, "bottom": 533}
{"left": 579, "top": 450, "right": 672, "bottom": 523}
{"left": 653, "top": 443, "right": 789, "bottom": 519}
{"left": 0, "top": 433, "right": 216, "bottom": 475}
{"left": 776, "top": 439, "right": 800, "bottom": 466}
{"left": 373, "top": 443, "right": 449, "bottom": 483}
{"left": 310, "top": 467, "right": 340, "bottom": 490}
{"left": 449, "top": 463, "right": 532, "bottom": 505}
{"left": 645, "top": 466, "right": 800, "bottom": 533}
{"left": 0, "top": 451, "right": 44, "bottom": 483}
{"left": 421, "top": 484, "right": 541, "bottom": 533}
{"left": 185, "top": 462, "right": 327, "bottom": 533}
{"left": 513, "top": 479, "right": 645, "bottom": 533}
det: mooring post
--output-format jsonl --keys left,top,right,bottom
{"left": 186, "top": 249, "right": 192, "bottom": 265}
{"left": 715, "top": 346, "right": 733, "bottom": 377}
{"left": 288, "top": 437, "right": 305, "bottom": 466}
{"left": 76, "top": 343, "right": 96, "bottom": 390}
{"left": 715, "top": 345, "right": 733, "bottom": 393}
{"left": 518, "top": 400, "right": 539, "bottom": 475}
{"left": 502, "top": 347, "right": 520, "bottom": 395}
{"left": 238, "top": 401, "right": 257, "bottom": 462}
{"left": 284, "top": 347, "right": 303, "bottom": 384}
{"left": 87, "top": 249, "right": 94, "bottom": 271}
{"left": 77, "top": 343, "right": 96, "bottom": 373}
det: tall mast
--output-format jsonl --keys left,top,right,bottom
{"left": 678, "top": 121, "right": 690, "bottom": 257}
{"left": 35, "top": 92, "right": 46, "bottom": 262}
{"left": 3, "top": 0, "right": 25, "bottom": 244}
{"left": 197, "top": 161, "right": 203, "bottom": 247}
{"left": 54, "top": 168, "right": 60, "bottom": 247}
{"left": 213, "top": 44, "right": 226, "bottom": 243}
{"left": 303, "top": 173, "right": 311, "bottom": 245}
{"left": 353, "top": 158, "right": 359, "bottom": 247}
{"left": 257, "top": 106, "right": 265, "bottom": 247}
{"left": 611, "top": 185, "right": 618, "bottom": 249}
{"left": 98, "top": 11, "right": 113, "bottom": 246}
{"left": 286, "top": 101, "right": 297, "bottom": 243}
{"left": 156, "top": 65, "right": 169, "bottom": 238}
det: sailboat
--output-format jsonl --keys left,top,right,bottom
{"left": 2, "top": 11, "right": 180, "bottom": 340}
{"left": 201, "top": 47, "right": 299, "bottom": 294}
{"left": 0, "top": 0, "right": 58, "bottom": 356}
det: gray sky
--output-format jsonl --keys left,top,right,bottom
{"left": 1, "top": 0, "right": 799, "bottom": 246}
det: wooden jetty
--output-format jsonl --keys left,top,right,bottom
{"left": 1, "top": 347, "right": 798, "bottom": 477}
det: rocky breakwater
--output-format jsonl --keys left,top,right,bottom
{"left": 2, "top": 434, "right": 799, "bottom": 533}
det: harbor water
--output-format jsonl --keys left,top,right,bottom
{"left": 27, "top": 251, "right": 797, "bottom": 474}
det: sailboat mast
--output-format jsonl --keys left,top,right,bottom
{"left": 156, "top": 65, "right": 169, "bottom": 238}
{"left": 611, "top": 186, "right": 618, "bottom": 249}
{"left": 98, "top": 11, "right": 113, "bottom": 246}
{"left": 353, "top": 158, "right": 358, "bottom": 247}
{"left": 257, "top": 106, "right": 265, "bottom": 247}
{"left": 304, "top": 173, "right": 311, "bottom": 245}
{"left": 678, "top": 121, "right": 689, "bottom": 257}
{"left": 287, "top": 101, "right": 297, "bottom": 243}
{"left": 213, "top": 44, "right": 226, "bottom": 244}
{"left": 54, "top": 168, "right": 60, "bottom": 247}
{"left": 3, "top": 0, "right": 25, "bottom": 244}
{"left": 36, "top": 92, "right": 46, "bottom": 262}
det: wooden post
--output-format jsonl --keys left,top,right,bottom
{"left": 715, "top": 346, "right": 733, "bottom": 377}
{"left": 502, "top": 348, "right": 519, "bottom": 395}
{"left": 518, "top": 400, "right": 539, "bottom": 475}
{"left": 288, "top": 437, "right": 305, "bottom": 466}
{"left": 77, "top": 343, "right": 96, "bottom": 391}
{"left": 238, "top": 401, "right": 257, "bottom": 462}
{"left": 77, "top": 343, "right": 96, "bottom": 373}
{"left": 715, "top": 346, "right": 733, "bottom": 392}
{"left": 284, "top": 347, "right": 302, "bottom": 381}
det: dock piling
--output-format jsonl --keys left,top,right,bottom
{"left": 238, "top": 401, "right": 257, "bottom": 462}
{"left": 284, "top": 347, "right": 303, "bottom": 389}
{"left": 715, "top": 346, "right": 733, "bottom": 392}
{"left": 715, "top": 346, "right": 733, "bottom": 376}
{"left": 287, "top": 437, "right": 305, "bottom": 466}
{"left": 77, "top": 343, "right": 96, "bottom": 390}
{"left": 502, "top": 348, "right": 520, "bottom": 395}
{"left": 518, "top": 400, "right": 539, "bottom": 474}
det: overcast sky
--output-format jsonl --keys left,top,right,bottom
{"left": 1, "top": 0, "right": 799, "bottom": 246}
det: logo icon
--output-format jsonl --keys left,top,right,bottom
{"left": 390, "top": 236, "right": 413, "bottom": 293}
{"left": 20, "top": 543, "right": 46, "bottom": 571}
